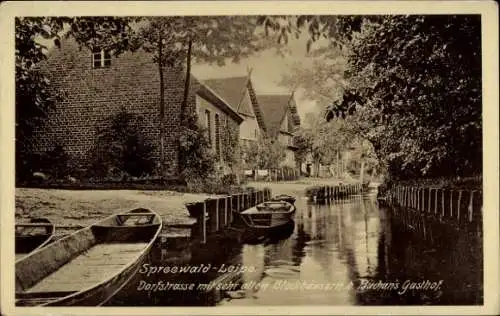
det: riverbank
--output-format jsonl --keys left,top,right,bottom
{"left": 247, "top": 177, "right": 362, "bottom": 195}
{"left": 14, "top": 177, "right": 360, "bottom": 235}
{"left": 15, "top": 188, "right": 224, "bottom": 235}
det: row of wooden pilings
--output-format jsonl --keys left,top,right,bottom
{"left": 306, "top": 183, "right": 363, "bottom": 202}
{"left": 387, "top": 186, "right": 483, "bottom": 226}
{"left": 186, "top": 188, "right": 272, "bottom": 244}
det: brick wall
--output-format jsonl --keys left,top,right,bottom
{"left": 194, "top": 91, "right": 241, "bottom": 173}
{"left": 33, "top": 38, "right": 239, "bottom": 177}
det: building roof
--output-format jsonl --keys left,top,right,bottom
{"left": 257, "top": 94, "right": 292, "bottom": 138}
{"left": 257, "top": 93, "right": 302, "bottom": 138}
{"left": 203, "top": 76, "right": 249, "bottom": 112}
{"left": 193, "top": 76, "right": 244, "bottom": 124}
{"left": 203, "top": 75, "right": 267, "bottom": 132}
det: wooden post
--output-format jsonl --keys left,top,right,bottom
{"left": 414, "top": 187, "right": 418, "bottom": 210}
{"left": 457, "top": 190, "right": 462, "bottom": 222}
{"left": 468, "top": 191, "right": 474, "bottom": 222}
{"left": 420, "top": 188, "right": 423, "bottom": 211}
{"left": 441, "top": 189, "right": 445, "bottom": 218}
{"left": 420, "top": 188, "right": 425, "bottom": 211}
{"left": 416, "top": 188, "right": 420, "bottom": 211}
{"left": 406, "top": 186, "right": 410, "bottom": 208}
{"left": 225, "top": 196, "right": 230, "bottom": 225}
{"left": 449, "top": 190, "right": 454, "bottom": 218}
{"left": 410, "top": 187, "right": 413, "bottom": 208}
{"left": 400, "top": 186, "right": 403, "bottom": 206}
{"left": 215, "top": 198, "right": 220, "bottom": 232}
{"left": 201, "top": 201, "right": 207, "bottom": 244}
{"left": 403, "top": 186, "right": 406, "bottom": 206}
{"left": 434, "top": 188, "right": 438, "bottom": 215}
{"left": 427, "top": 188, "right": 431, "bottom": 213}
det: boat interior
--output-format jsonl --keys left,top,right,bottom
{"left": 255, "top": 201, "right": 292, "bottom": 212}
{"left": 15, "top": 208, "right": 161, "bottom": 306}
{"left": 15, "top": 219, "right": 54, "bottom": 260}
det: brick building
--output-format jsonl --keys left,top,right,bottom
{"left": 33, "top": 38, "right": 243, "bottom": 177}
{"left": 202, "top": 72, "right": 301, "bottom": 169}
{"left": 202, "top": 72, "right": 266, "bottom": 166}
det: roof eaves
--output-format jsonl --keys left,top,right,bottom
{"left": 197, "top": 81, "right": 245, "bottom": 124}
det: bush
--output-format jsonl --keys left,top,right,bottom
{"left": 178, "top": 112, "right": 216, "bottom": 181}
{"left": 90, "top": 110, "right": 155, "bottom": 179}
{"left": 221, "top": 174, "right": 237, "bottom": 186}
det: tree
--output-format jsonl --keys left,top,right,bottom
{"left": 135, "top": 17, "right": 270, "bottom": 178}
{"left": 263, "top": 15, "right": 482, "bottom": 180}
{"left": 336, "top": 15, "right": 482, "bottom": 180}
{"left": 242, "top": 135, "right": 286, "bottom": 170}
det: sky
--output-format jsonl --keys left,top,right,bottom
{"left": 192, "top": 31, "right": 331, "bottom": 121}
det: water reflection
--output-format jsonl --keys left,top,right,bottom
{"left": 109, "top": 190, "right": 483, "bottom": 306}
{"left": 216, "top": 192, "right": 482, "bottom": 306}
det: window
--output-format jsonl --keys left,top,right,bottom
{"left": 205, "top": 110, "right": 212, "bottom": 147}
{"left": 254, "top": 128, "right": 258, "bottom": 138}
{"left": 215, "top": 114, "right": 221, "bottom": 159}
{"left": 92, "top": 49, "right": 111, "bottom": 68}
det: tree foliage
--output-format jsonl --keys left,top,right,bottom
{"left": 265, "top": 15, "right": 482, "bottom": 180}
{"left": 242, "top": 136, "right": 287, "bottom": 169}
{"left": 338, "top": 15, "right": 482, "bottom": 179}
{"left": 177, "top": 112, "right": 216, "bottom": 182}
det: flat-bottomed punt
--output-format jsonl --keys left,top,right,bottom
{"left": 15, "top": 208, "right": 162, "bottom": 306}
{"left": 240, "top": 201, "right": 296, "bottom": 230}
{"left": 15, "top": 218, "right": 55, "bottom": 262}
{"left": 270, "top": 194, "right": 296, "bottom": 205}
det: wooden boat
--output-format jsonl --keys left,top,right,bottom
{"left": 15, "top": 208, "right": 162, "bottom": 307}
{"left": 270, "top": 194, "right": 296, "bottom": 205}
{"left": 15, "top": 218, "right": 55, "bottom": 262}
{"left": 240, "top": 201, "right": 296, "bottom": 229}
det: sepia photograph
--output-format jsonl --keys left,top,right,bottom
{"left": 1, "top": 1, "right": 498, "bottom": 315}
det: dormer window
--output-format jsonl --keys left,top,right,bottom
{"left": 92, "top": 49, "right": 111, "bottom": 68}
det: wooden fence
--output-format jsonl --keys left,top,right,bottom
{"left": 306, "top": 183, "right": 364, "bottom": 203}
{"left": 245, "top": 168, "right": 300, "bottom": 182}
{"left": 387, "top": 186, "right": 483, "bottom": 230}
{"left": 189, "top": 188, "right": 272, "bottom": 243}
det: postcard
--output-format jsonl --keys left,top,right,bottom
{"left": 1, "top": 1, "right": 498, "bottom": 315}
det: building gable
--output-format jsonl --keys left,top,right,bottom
{"left": 237, "top": 89, "right": 255, "bottom": 117}
{"left": 257, "top": 94, "right": 292, "bottom": 138}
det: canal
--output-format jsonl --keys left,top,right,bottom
{"left": 109, "top": 185, "right": 483, "bottom": 306}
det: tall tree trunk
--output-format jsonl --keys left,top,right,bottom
{"left": 158, "top": 35, "right": 165, "bottom": 178}
{"left": 178, "top": 37, "right": 193, "bottom": 176}
{"left": 180, "top": 37, "right": 193, "bottom": 124}
{"left": 177, "top": 38, "right": 193, "bottom": 178}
